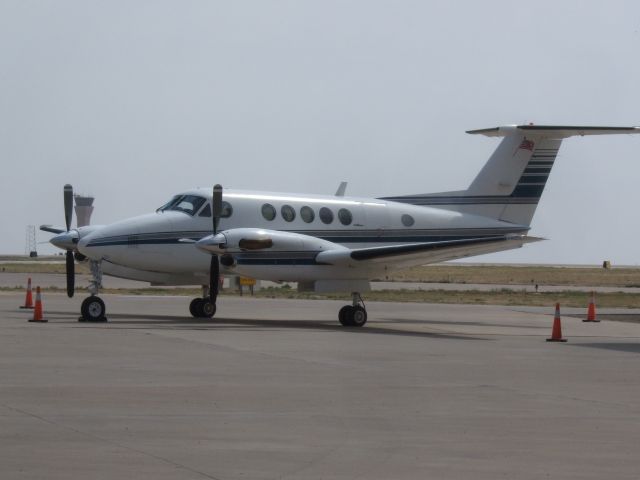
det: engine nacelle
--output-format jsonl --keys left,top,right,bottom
{"left": 196, "top": 228, "right": 345, "bottom": 255}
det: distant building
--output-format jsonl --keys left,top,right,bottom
{"left": 74, "top": 195, "right": 95, "bottom": 227}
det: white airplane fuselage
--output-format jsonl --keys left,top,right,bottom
{"left": 76, "top": 189, "right": 527, "bottom": 286}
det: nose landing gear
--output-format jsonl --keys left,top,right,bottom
{"left": 338, "top": 292, "right": 368, "bottom": 327}
{"left": 79, "top": 260, "right": 107, "bottom": 322}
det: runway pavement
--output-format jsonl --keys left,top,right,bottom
{"left": 1, "top": 292, "right": 640, "bottom": 479}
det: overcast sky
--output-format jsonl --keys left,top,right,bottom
{"left": 2, "top": 1, "right": 640, "bottom": 264}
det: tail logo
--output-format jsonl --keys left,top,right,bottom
{"left": 518, "top": 138, "right": 535, "bottom": 152}
{"left": 513, "top": 137, "right": 535, "bottom": 157}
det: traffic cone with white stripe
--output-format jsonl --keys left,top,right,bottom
{"left": 582, "top": 291, "right": 600, "bottom": 322}
{"left": 546, "top": 303, "right": 567, "bottom": 342}
{"left": 28, "top": 287, "right": 48, "bottom": 323}
{"left": 19, "top": 277, "right": 34, "bottom": 309}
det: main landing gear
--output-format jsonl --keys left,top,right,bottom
{"left": 338, "top": 292, "right": 368, "bottom": 327}
{"left": 189, "top": 286, "right": 217, "bottom": 318}
{"left": 79, "top": 260, "right": 107, "bottom": 322}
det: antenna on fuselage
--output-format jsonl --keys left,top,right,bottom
{"left": 335, "top": 181, "right": 348, "bottom": 197}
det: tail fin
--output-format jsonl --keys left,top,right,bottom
{"left": 384, "top": 125, "right": 640, "bottom": 226}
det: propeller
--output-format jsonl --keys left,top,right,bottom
{"left": 209, "top": 184, "right": 223, "bottom": 303}
{"left": 63, "top": 184, "right": 75, "bottom": 298}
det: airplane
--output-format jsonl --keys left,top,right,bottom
{"left": 41, "top": 124, "right": 640, "bottom": 326}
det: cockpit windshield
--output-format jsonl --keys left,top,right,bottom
{"left": 157, "top": 195, "right": 207, "bottom": 216}
{"left": 156, "top": 195, "right": 181, "bottom": 212}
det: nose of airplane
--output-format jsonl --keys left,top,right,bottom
{"left": 76, "top": 229, "right": 105, "bottom": 260}
{"left": 75, "top": 213, "right": 175, "bottom": 261}
{"left": 50, "top": 230, "right": 79, "bottom": 250}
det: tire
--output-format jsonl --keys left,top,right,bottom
{"left": 351, "top": 305, "right": 367, "bottom": 327}
{"left": 80, "top": 296, "right": 106, "bottom": 322}
{"left": 201, "top": 298, "right": 216, "bottom": 318}
{"left": 339, "top": 305, "right": 354, "bottom": 327}
{"left": 189, "top": 298, "right": 203, "bottom": 317}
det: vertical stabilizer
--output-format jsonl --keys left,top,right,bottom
{"left": 382, "top": 125, "right": 640, "bottom": 226}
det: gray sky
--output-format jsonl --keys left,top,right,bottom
{"left": 2, "top": 1, "right": 640, "bottom": 264}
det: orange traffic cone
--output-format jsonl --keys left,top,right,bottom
{"left": 19, "top": 277, "right": 34, "bottom": 309}
{"left": 28, "top": 287, "right": 48, "bottom": 323}
{"left": 582, "top": 291, "right": 600, "bottom": 322}
{"left": 546, "top": 303, "right": 567, "bottom": 342}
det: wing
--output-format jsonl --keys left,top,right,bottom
{"left": 195, "top": 228, "right": 541, "bottom": 273}
{"left": 316, "top": 235, "right": 542, "bottom": 270}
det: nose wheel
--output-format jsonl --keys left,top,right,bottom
{"left": 338, "top": 293, "right": 368, "bottom": 327}
{"left": 79, "top": 295, "right": 107, "bottom": 322}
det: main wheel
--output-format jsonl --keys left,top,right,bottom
{"left": 80, "top": 296, "right": 107, "bottom": 322}
{"left": 189, "top": 298, "right": 203, "bottom": 317}
{"left": 351, "top": 305, "right": 367, "bottom": 327}
{"left": 201, "top": 298, "right": 216, "bottom": 318}
{"left": 339, "top": 305, "right": 354, "bottom": 327}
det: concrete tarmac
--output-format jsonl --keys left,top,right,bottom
{"left": 2, "top": 292, "right": 640, "bottom": 479}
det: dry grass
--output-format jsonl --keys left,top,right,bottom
{"left": 4, "top": 260, "right": 639, "bottom": 287}
{"left": 252, "top": 287, "right": 640, "bottom": 308}
{"left": 378, "top": 264, "right": 640, "bottom": 287}
{"left": 0, "top": 262, "right": 90, "bottom": 274}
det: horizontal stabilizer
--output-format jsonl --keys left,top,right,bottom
{"left": 467, "top": 125, "right": 640, "bottom": 138}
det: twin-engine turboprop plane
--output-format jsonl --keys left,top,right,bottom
{"left": 42, "top": 125, "right": 640, "bottom": 326}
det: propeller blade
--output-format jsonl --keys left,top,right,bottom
{"left": 65, "top": 250, "right": 75, "bottom": 298}
{"left": 212, "top": 184, "right": 223, "bottom": 235}
{"left": 210, "top": 255, "right": 219, "bottom": 303}
{"left": 64, "top": 184, "right": 74, "bottom": 231}
{"left": 40, "top": 225, "right": 65, "bottom": 234}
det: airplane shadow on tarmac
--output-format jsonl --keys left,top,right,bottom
{"left": 572, "top": 342, "right": 640, "bottom": 354}
{"left": 45, "top": 310, "right": 487, "bottom": 341}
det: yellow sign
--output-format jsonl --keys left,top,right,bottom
{"left": 239, "top": 277, "right": 256, "bottom": 286}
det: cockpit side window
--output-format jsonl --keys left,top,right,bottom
{"left": 198, "top": 201, "right": 232, "bottom": 218}
{"left": 199, "top": 203, "right": 211, "bottom": 217}
{"left": 164, "top": 195, "right": 207, "bottom": 216}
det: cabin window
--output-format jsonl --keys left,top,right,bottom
{"left": 281, "top": 205, "right": 296, "bottom": 222}
{"left": 338, "top": 208, "right": 352, "bottom": 226}
{"left": 319, "top": 207, "right": 334, "bottom": 224}
{"left": 401, "top": 214, "right": 415, "bottom": 227}
{"left": 261, "top": 203, "right": 276, "bottom": 221}
{"left": 300, "top": 206, "right": 315, "bottom": 223}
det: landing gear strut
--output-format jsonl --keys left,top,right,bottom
{"left": 79, "top": 260, "right": 107, "bottom": 322}
{"left": 338, "top": 292, "right": 368, "bottom": 327}
{"left": 189, "top": 285, "right": 216, "bottom": 318}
